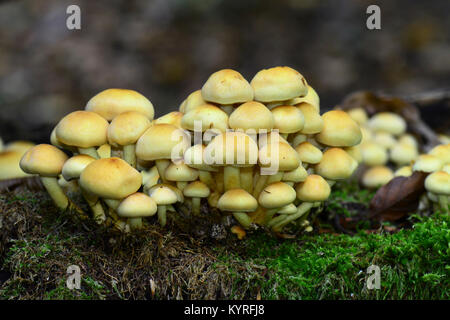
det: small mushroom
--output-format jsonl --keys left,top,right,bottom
{"left": 117, "top": 192, "right": 157, "bottom": 230}
{"left": 367, "top": 112, "right": 406, "bottom": 136}
{"left": 147, "top": 184, "right": 179, "bottom": 227}
{"left": 315, "top": 110, "right": 362, "bottom": 147}
{"left": 250, "top": 66, "right": 308, "bottom": 103}
{"left": 361, "top": 166, "right": 394, "bottom": 189}
{"left": 217, "top": 189, "right": 258, "bottom": 229}
{"left": 85, "top": 88, "right": 154, "bottom": 121}
{"left": 108, "top": 111, "right": 152, "bottom": 167}
{"left": 55, "top": 110, "right": 109, "bottom": 159}
{"left": 424, "top": 171, "right": 449, "bottom": 213}
{"left": 20, "top": 144, "right": 72, "bottom": 210}
{"left": 183, "top": 181, "right": 210, "bottom": 215}
{"left": 258, "top": 181, "right": 296, "bottom": 225}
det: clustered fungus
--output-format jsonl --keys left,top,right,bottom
{"left": 16, "top": 67, "right": 365, "bottom": 238}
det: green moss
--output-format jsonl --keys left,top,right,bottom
{"left": 216, "top": 213, "right": 450, "bottom": 299}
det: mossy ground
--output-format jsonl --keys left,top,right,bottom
{"left": 0, "top": 182, "right": 448, "bottom": 300}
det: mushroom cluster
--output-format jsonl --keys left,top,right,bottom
{"left": 345, "top": 107, "right": 450, "bottom": 194}
{"left": 18, "top": 66, "right": 363, "bottom": 237}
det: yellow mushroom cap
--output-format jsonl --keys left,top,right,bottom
{"left": 85, "top": 88, "right": 154, "bottom": 121}
{"left": 347, "top": 108, "right": 368, "bottom": 125}
{"left": 425, "top": 171, "right": 450, "bottom": 195}
{"left": 344, "top": 145, "right": 363, "bottom": 164}
{"left": 117, "top": 192, "right": 157, "bottom": 218}
{"left": 368, "top": 112, "right": 406, "bottom": 136}
{"left": 259, "top": 182, "right": 296, "bottom": 209}
{"left": 315, "top": 110, "right": 362, "bottom": 147}
{"left": 398, "top": 134, "right": 418, "bottom": 149}
{"left": 108, "top": 111, "right": 151, "bottom": 147}
{"left": 205, "top": 131, "right": 258, "bottom": 167}
{"left": 315, "top": 148, "right": 358, "bottom": 180}
{"left": 97, "top": 144, "right": 111, "bottom": 158}
{"left": 62, "top": 155, "right": 96, "bottom": 181}
{"left": 295, "top": 142, "right": 323, "bottom": 164}
{"left": 278, "top": 203, "right": 297, "bottom": 214}
{"left": 258, "top": 141, "right": 300, "bottom": 172}
{"left": 153, "top": 112, "right": 184, "bottom": 128}
{"left": 148, "top": 184, "right": 179, "bottom": 205}
{"left": 287, "top": 84, "right": 320, "bottom": 112}
{"left": 373, "top": 132, "right": 397, "bottom": 150}
{"left": 296, "top": 174, "right": 331, "bottom": 202}
{"left": 442, "top": 164, "right": 450, "bottom": 174}
{"left": 136, "top": 124, "right": 190, "bottom": 161}
{"left": 412, "top": 154, "right": 442, "bottom": 173}
{"left": 55, "top": 111, "right": 109, "bottom": 149}
{"left": 362, "top": 166, "right": 394, "bottom": 189}
{"left": 394, "top": 165, "right": 413, "bottom": 177}
{"left": 218, "top": 189, "right": 258, "bottom": 212}
{"left": 5, "top": 141, "right": 36, "bottom": 155}
{"left": 229, "top": 101, "right": 274, "bottom": 131}
{"left": 250, "top": 66, "right": 308, "bottom": 102}
{"left": 20, "top": 144, "right": 68, "bottom": 177}
{"left": 390, "top": 142, "right": 419, "bottom": 166}
{"left": 184, "top": 144, "right": 218, "bottom": 172}
{"left": 148, "top": 183, "right": 184, "bottom": 203}
{"left": 183, "top": 181, "right": 210, "bottom": 198}
{"left": 181, "top": 104, "right": 229, "bottom": 133}
{"left": 182, "top": 90, "right": 208, "bottom": 113}
{"left": 296, "top": 103, "right": 324, "bottom": 134}
{"left": 79, "top": 157, "right": 142, "bottom": 199}
{"left": 428, "top": 144, "right": 450, "bottom": 164}
{"left": 282, "top": 164, "right": 308, "bottom": 183}
{"left": 165, "top": 161, "right": 199, "bottom": 182}
{"left": 0, "top": 151, "right": 30, "bottom": 180}
{"left": 360, "top": 142, "right": 388, "bottom": 166}
{"left": 201, "top": 69, "right": 253, "bottom": 105}
{"left": 271, "top": 105, "right": 305, "bottom": 133}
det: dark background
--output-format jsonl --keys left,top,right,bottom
{"left": 0, "top": 0, "right": 449, "bottom": 143}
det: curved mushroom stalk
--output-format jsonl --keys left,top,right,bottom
{"left": 270, "top": 202, "right": 314, "bottom": 232}
{"left": 123, "top": 144, "right": 137, "bottom": 168}
{"left": 81, "top": 190, "right": 106, "bottom": 224}
{"left": 155, "top": 159, "right": 171, "bottom": 184}
{"left": 437, "top": 195, "right": 449, "bottom": 213}
{"left": 240, "top": 166, "right": 254, "bottom": 194}
{"left": 224, "top": 166, "right": 240, "bottom": 191}
{"left": 232, "top": 212, "right": 252, "bottom": 229}
{"left": 78, "top": 147, "right": 100, "bottom": 159}
{"left": 40, "top": 176, "right": 69, "bottom": 210}
{"left": 157, "top": 205, "right": 168, "bottom": 227}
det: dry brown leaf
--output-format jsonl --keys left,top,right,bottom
{"left": 369, "top": 171, "right": 428, "bottom": 221}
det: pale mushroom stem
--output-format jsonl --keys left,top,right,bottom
{"left": 104, "top": 199, "right": 120, "bottom": 210}
{"left": 271, "top": 202, "right": 314, "bottom": 232}
{"left": 78, "top": 147, "right": 99, "bottom": 159}
{"left": 263, "top": 208, "right": 279, "bottom": 225}
{"left": 252, "top": 175, "right": 268, "bottom": 198}
{"left": 191, "top": 197, "right": 201, "bottom": 215}
{"left": 215, "top": 168, "right": 225, "bottom": 193}
{"left": 155, "top": 160, "right": 170, "bottom": 184}
{"left": 240, "top": 166, "right": 254, "bottom": 194}
{"left": 128, "top": 217, "right": 143, "bottom": 230}
{"left": 158, "top": 205, "right": 167, "bottom": 226}
{"left": 224, "top": 166, "right": 240, "bottom": 191}
{"left": 123, "top": 144, "right": 137, "bottom": 168}
{"left": 176, "top": 181, "right": 187, "bottom": 191}
{"left": 438, "top": 195, "right": 449, "bottom": 213}
{"left": 81, "top": 190, "right": 106, "bottom": 224}
{"left": 266, "top": 172, "right": 284, "bottom": 185}
{"left": 199, "top": 171, "right": 216, "bottom": 191}
{"left": 40, "top": 176, "right": 69, "bottom": 210}
{"left": 233, "top": 212, "right": 252, "bottom": 229}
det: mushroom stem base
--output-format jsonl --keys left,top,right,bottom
{"left": 158, "top": 205, "right": 167, "bottom": 227}
{"left": 192, "top": 197, "right": 201, "bottom": 215}
{"left": 271, "top": 202, "right": 314, "bottom": 232}
{"left": 41, "top": 176, "right": 69, "bottom": 210}
{"left": 78, "top": 147, "right": 99, "bottom": 159}
{"left": 233, "top": 212, "right": 252, "bottom": 229}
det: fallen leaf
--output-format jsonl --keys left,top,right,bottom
{"left": 369, "top": 171, "right": 428, "bottom": 221}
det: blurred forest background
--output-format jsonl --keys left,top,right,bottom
{"left": 0, "top": 0, "right": 449, "bottom": 143}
